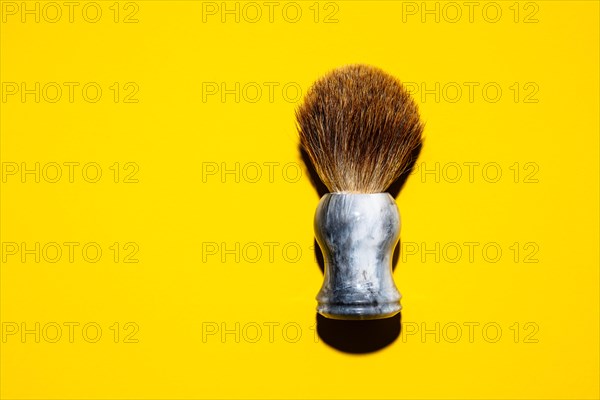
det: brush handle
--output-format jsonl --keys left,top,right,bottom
{"left": 314, "top": 193, "right": 401, "bottom": 320}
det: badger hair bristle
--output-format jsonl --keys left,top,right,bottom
{"left": 296, "top": 64, "right": 424, "bottom": 193}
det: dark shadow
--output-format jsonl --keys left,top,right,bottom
{"left": 299, "top": 145, "right": 329, "bottom": 198}
{"left": 316, "top": 312, "right": 402, "bottom": 353}
{"left": 387, "top": 142, "right": 423, "bottom": 198}
{"left": 314, "top": 238, "right": 324, "bottom": 274}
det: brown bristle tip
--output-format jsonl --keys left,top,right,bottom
{"left": 296, "top": 64, "right": 424, "bottom": 194}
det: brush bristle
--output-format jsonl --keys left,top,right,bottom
{"left": 296, "top": 64, "right": 424, "bottom": 193}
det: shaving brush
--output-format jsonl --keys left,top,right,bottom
{"left": 297, "top": 64, "right": 424, "bottom": 320}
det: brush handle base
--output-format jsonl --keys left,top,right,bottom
{"left": 314, "top": 193, "right": 401, "bottom": 320}
{"left": 317, "top": 302, "right": 401, "bottom": 320}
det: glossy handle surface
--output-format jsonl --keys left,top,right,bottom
{"left": 314, "top": 193, "right": 401, "bottom": 320}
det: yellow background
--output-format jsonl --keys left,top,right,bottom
{"left": 1, "top": 1, "right": 599, "bottom": 398}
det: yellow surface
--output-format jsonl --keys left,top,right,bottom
{"left": 1, "top": 1, "right": 599, "bottom": 399}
